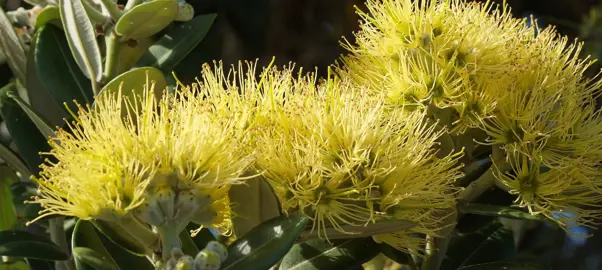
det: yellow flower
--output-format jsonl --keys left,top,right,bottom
{"left": 341, "top": 0, "right": 529, "bottom": 130}
{"left": 495, "top": 152, "right": 602, "bottom": 229}
{"left": 255, "top": 73, "right": 463, "bottom": 252}
{"left": 342, "top": 0, "right": 602, "bottom": 229}
{"left": 29, "top": 72, "right": 255, "bottom": 234}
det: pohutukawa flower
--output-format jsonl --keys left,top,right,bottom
{"left": 255, "top": 73, "right": 463, "bottom": 253}
{"left": 341, "top": 0, "right": 527, "bottom": 130}
{"left": 28, "top": 74, "right": 255, "bottom": 234}
{"left": 342, "top": 0, "right": 602, "bottom": 229}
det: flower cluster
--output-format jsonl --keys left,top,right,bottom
{"left": 342, "top": 0, "right": 602, "bottom": 228}
{"left": 253, "top": 72, "right": 463, "bottom": 252}
{"left": 29, "top": 61, "right": 463, "bottom": 254}
{"left": 30, "top": 73, "right": 255, "bottom": 234}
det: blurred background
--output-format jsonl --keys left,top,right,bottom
{"left": 2, "top": 0, "right": 602, "bottom": 269}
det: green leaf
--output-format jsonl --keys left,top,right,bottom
{"left": 0, "top": 7, "right": 27, "bottom": 84}
{"left": 35, "top": 6, "right": 61, "bottom": 30}
{"left": 26, "top": 28, "right": 69, "bottom": 130}
{"left": 90, "top": 220, "right": 147, "bottom": 256}
{"left": 0, "top": 83, "right": 50, "bottom": 174}
{"left": 186, "top": 224, "right": 216, "bottom": 251}
{"left": 115, "top": 0, "right": 178, "bottom": 40}
{"left": 0, "top": 166, "right": 17, "bottom": 231}
{"left": 95, "top": 232, "right": 154, "bottom": 270}
{"left": 0, "top": 230, "right": 69, "bottom": 260}
{"left": 73, "top": 247, "right": 119, "bottom": 270}
{"left": 222, "top": 213, "right": 310, "bottom": 270}
{"left": 59, "top": 0, "right": 103, "bottom": 82}
{"left": 230, "top": 176, "right": 280, "bottom": 238}
{"left": 25, "top": 258, "right": 54, "bottom": 270}
{"left": 169, "top": 21, "right": 222, "bottom": 86}
{"left": 136, "top": 13, "right": 217, "bottom": 73}
{"left": 98, "top": 66, "right": 166, "bottom": 101}
{"left": 379, "top": 243, "right": 415, "bottom": 266}
{"left": 72, "top": 220, "right": 119, "bottom": 268}
{"left": 0, "top": 143, "right": 30, "bottom": 178}
{"left": 0, "top": 260, "right": 29, "bottom": 270}
{"left": 457, "top": 261, "right": 549, "bottom": 270}
{"left": 442, "top": 221, "right": 516, "bottom": 270}
{"left": 459, "top": 203, "right": 549, "bottom": 222}
{"left": 6, "top": 91, "right": 55, "bottom": 139}
{"left": 179, "top": 229, "right": 200, "bottom": 256}
{"left": 34, "top": 24, "right": 94, "bottom": 109}
{"left": 279, "top": 238, "right": 380, "bottom": 270}
{"left": 97, "top": 66, "right": 167, "bottom": 120}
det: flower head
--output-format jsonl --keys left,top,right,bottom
{"left": 29, "top": 72, "right": 255, "bottom": 234}
{"left": 342, "top": 0, "right": 528, "bottom": 130}
{"left": 342, "top": 0, "right": 602, "bottom": 229}
{"left": 255, "top": 72, "right": 463, "bottom": 252}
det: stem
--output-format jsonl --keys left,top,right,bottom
{"left": 103, "top": 29, "right": 121, "bottom": 84}
{"left": 156, "top": 225, "right": 181, "bottom": 261}
{"left": 118, "top": 215, "right": 160, "bottom": 251}
{"left": 99, "top": 0, "right": 123, "bottom": 21}
{"left": 49, "top": 217, "right": 75, "bottom": 270}
{"left": 457, "top": 166, "right": 496, "bottom": 203}
{"left": 91, "top": 80, "right": 101, "bottom": 95}
{"left": 124, "top": 0, "right": 144, "bottom": 12}
{"left": 420, "top": 210, "right": 457, "bottom": 270}
{"left": 81, "top": 0, "right": 108, "bottom": 25}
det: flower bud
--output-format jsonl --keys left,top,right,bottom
{"left": 202, "top": 241, "right": 228, "bottom": 263}
{"left": 175, "top": 255, "right": 195, "bottom": 270}
{"left": 194, "top": 250, "right": 221, "bottom": 270}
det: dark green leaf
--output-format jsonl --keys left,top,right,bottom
{"left": 230, "top": 176, "right": 280, "bottom": 238}
{"left": 0, "top": 143, "right": 30, "bottom": 178}
{"left": 0, "top": 83, "right": 50, "bottom": 174}
{"left": 169, "top": 21, "right": 222, "bottom": 86}
{"left": 6, "top": 91, "right": 55, "bottom": 138}
{"left": 72, "top": 220, "right": 118, "bottom": 268}
{"left": 459, "top": 203, "right": 548, "bottom": 222}
{"left": 298, "top": 219, "right": 415, "bottom": 242}
{"left": 186, "top": 224, "right": 216, "bottom": 250}
{"left": 279, "top": 238, "right": 380, "bottom": 270}
{"left": 458, "top": 157, "right": 491, "bottom": 186}
{"left": 59, "top": 0, "right": 102, "bottom": 82}
{"left": 0, "top": 230, "right": 69, "bottom": 260}
{"left": 25, "top": 29, "right": 69, "bottom": 131}
{"left": 179, "top": 228, "right": 199, "bottom": 256}
{"left": 73, "top": 247, "right": 119, "bottom": 270}
{"left": 0, "top": 6, "right": 27, "bottom": 83}
{"left": 0, "top": 166, "right": 18, "bottom": 231}
{"left": 115, "top": 0, "right": 178, "bottom": 40}
{"left": 25, "top": 258, "right": 55, "bottom": 270}
{"left": 93, "top": 223, "right": 153, "bottom": 270}
{"left": 442, "top": 221, "right": 516, "bottom": 270}
{"left": 33, "top": 24, "right": 94, "bottom": 110}
{"left": 90, "top": 220, "right": 147, "bottom": 256}
{"left": 222, "top": 212, "right": 310, "bottom": 270}
{"left": 136, "top": 13, "right": 217, "bottom": 73}
{"left": 380, "top": 243, "right": 415, "bottom": 266}
{"left": 457, "top": 261, "right": 549, "bottom": 270}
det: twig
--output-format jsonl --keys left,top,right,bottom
{"left": 103, "top": 28, "right": 121, "bottom": 84}
{"left": 420, "top": 210, "right": 457, "bottom": 270}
